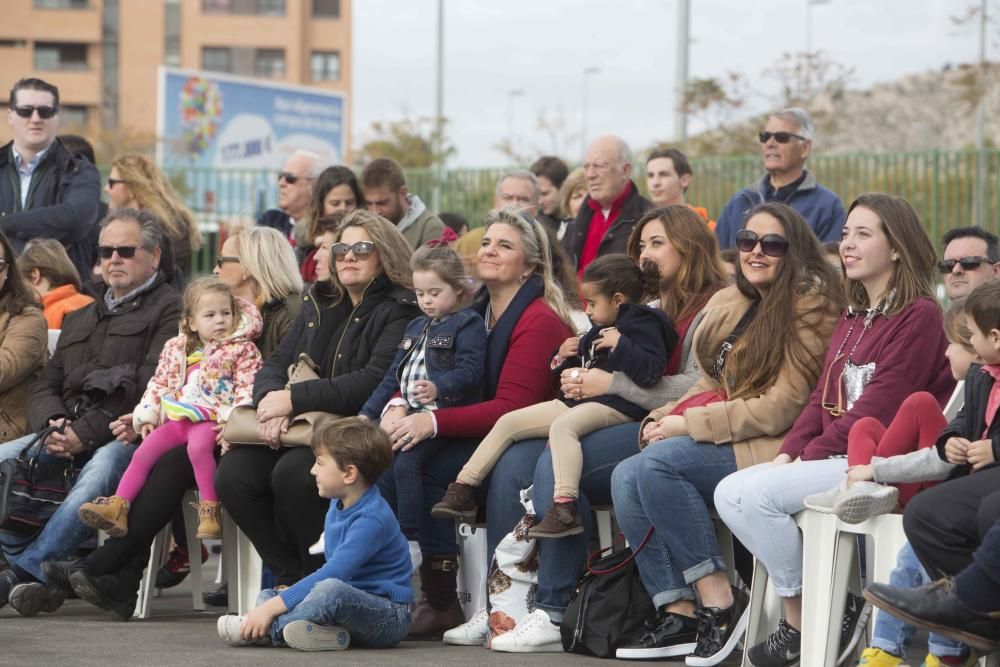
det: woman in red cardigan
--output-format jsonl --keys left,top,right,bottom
{"left": 376, "top": 207, "right": 574, "bottom": 638}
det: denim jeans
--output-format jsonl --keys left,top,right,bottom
{"left": 611, "top": 436, "right": 738, "bottom": 607}
{"left": 714, "top": 458, "right": 847, "bottom": 596}
{"left": 0, "top": 434, "right": 136, "bottom": 581}
{"left": 258, "top": 580, "right": 411, "bottom": 647}
{"left": 484, "top": 422, "right": 642, "bottom": 621}
{"left": 870, "top": 541, "right": 967, "bottom": 659}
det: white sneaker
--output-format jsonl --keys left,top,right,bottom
{"left": 489, "top": 609, "right": 564, "bottom": 653}
{"left": 408, "top": 540, "right": 423, "bottom": 571}
{"left": 833, "top": 482, "right": 899, "bottom": 524}
{"left": 803, "top": 480, "right": 846, "bottom": 513}
{"left": 308, "top": 532, "right": 324, "bottom": 555}
{"left": 443, "top": 607, "right": 489, "bottom": 646}
{"left": 217, "top": 614, "right": 271, "bottom": 646}
{"left": 282, "top": 620, "right": 350, "bottom": 651}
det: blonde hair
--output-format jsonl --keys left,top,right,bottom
{"left": 329, "top": 209, "right": 414, "bottom": 305}
{"left": 180, "top": 276, "right": 237, "bottom": 353}
{"left": 559, "top": 167, "right": 586, "bottom": 219}
{"left": 231, "top": 226, "right": 303, "bottom": 307}
{"left": 482, "top": 206, "right": 574, "bottom": 329}
{"left": 18, "top": 237, "right": 82, "bottom": 291}
{"left": 111, "top": 154, "right": 203, "bottom": 252}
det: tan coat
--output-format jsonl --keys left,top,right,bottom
{"left": 642, "top": 285, "right": 840, "bottom": 470}
{"left": 0, "top": 302, "right": 47, "bottom": 442}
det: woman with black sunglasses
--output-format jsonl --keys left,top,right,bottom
{"left": 715, "top": 194, "right": 955, "bottom": 666}
{"left": 607, "top": 202, "right": 843, "bottom": 664}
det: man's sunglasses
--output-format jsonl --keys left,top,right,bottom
{"left": 11, "top": 105, "right": 58, "bottom": 120}
{"left": 98, "top": 245, "right": 141, "bottom": 259}
{"left": 331, "top": 241, "right": 376, "bottom": 259}
{"left": 216, "top": 255, "right": 240, "bottom": 269}
{"left": 758, "top": 131, "right": 806, "bottom": 144}
{"left": 278, "top": 172, "right": 313, "bottom": 185}
{"left": 938, "top": 256, "right": 994, "bottom": 274}
{"left": 735, "top": 230, "right": 790, "bottom": 257}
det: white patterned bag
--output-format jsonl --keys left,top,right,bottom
{"left": 485, "top": 486, "right": 539, "bottom": 645}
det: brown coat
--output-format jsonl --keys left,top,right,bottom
{"left": 642, "top": 285, "right": 840, "bottom": 470}
{"left": 0, "top": 302, "right": 47, "bottom": 442}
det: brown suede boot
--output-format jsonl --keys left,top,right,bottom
{"left": 195, "top": 501, "right": 222, "bottom": 539}
{"left": 430, "top": 483, "right": 478, "bottom": 523}
{"left": 406, "top": 556, "right": 465, "bottom": 640}
{"left": 78, "top": 495, "right": 130, "bottom": 538}
{"left": 526, "top": 500, "right": 583, "bottom": 539}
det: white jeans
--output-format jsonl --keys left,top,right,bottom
{"left": 714, "top": 458, "right": 847, "bottom": 596}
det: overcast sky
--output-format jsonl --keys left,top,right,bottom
{"left": 352, "top": 0, "right": 988, "bottom": 167}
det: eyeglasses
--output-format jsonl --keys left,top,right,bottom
{"left": 582, "top": 161, "right": 614, "bottom": 173}
{"left": 735, "top": 230, "right": 789, "bottom": 257}
{"left": 107, "top": 178, "right": 126, "bottom": 189}
{"left": 938, "top": 256, "right": 994, "bottom": 274}
{"left": 498, "top": 193, "right": 535, "bottom": 205}
{"left": 215, "top": 256, "right": 240, "bottom": 269}
{"left": 11, "top": 105, "right": 58, "bottom": 120}
{"left": 331, "top": 241, "right": 376, "bottom": 259}
{"left": 758, "top": 131, "right": 806, "bottom": 144}
{"left": 98, "top": 245, "right": 141, "bottom": 259}
{"left": 278, "top": 172, "right": 312, "bottom": 185}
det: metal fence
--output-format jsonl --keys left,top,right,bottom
{"left": 176, "top": 148, "right": 1000, "bottom": 274}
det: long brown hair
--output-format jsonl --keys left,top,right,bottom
{"left": 328, "top": 209, "right": 414, "bottom": 305}
{"left": 844, "top": 194, "right": 937, "bottom": 316}
{"left": 112, "top": 154, "right": 204, "bottom": 252}
{"left": 723, "top": 202, "right": 845, "bottom": 400}
{"left": 626, "top": 205, "right": 729, "bottom": 323}
{"left": 0, "top": 231, "right": 39, "bottom": 316}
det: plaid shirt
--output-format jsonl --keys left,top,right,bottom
{"left": 399, "top": 329, "right": 436, "bottom": 410}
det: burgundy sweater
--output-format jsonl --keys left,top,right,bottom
{"left": 434, "top": 299, "right": 573, "bottom": 439}
{"left": 780, "top": 297, "right": 955, "bottom": 461}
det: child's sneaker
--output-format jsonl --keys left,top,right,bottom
{"left": 526, "top": 500, "right": 583, "bottom": 539}
{"left": 217, "top": 614, "right": 271, "bottom": 646}
{"left": 803, "top": 480, "right": 846, "bottom": 513}
{"left": 282, "top": 620, "right": 351, "bottom": 651}
{"left": 857, "top": 647, "right": 903, "bottom": 666}
{"left": 921, "top": 652, "right": 979, "bottom": 667}
{"left": 195, "top": 501, "right": 222, "bottom": 539}
{"left": 833, "top": 482, "right": 900, "bottom": 524}
{"left": 430, "top": 482, "right": 478, "bottom": 523}
{"left": 78, "top": 496, "right": 130, "bottom": 538}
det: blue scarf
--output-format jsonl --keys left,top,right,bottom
{"left": 472, "top": 276, "right": 544, "bottom": 400}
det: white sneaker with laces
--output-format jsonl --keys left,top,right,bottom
{"left": 443, "top": 607, "right": 489, "bottom": 646}
{"left": 803, "top": 480, "right": 847, "bottom": 513}
{"left": 489, "top": 609, "right": 564, "bottom": 653}
{"left": 217, "top": 614, "right": 271, "bottom": 646}
{"left": 833, "top": 482, "right": 899, "bottom": 524}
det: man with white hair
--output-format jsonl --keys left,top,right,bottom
{"left": 715, "top": 108, "right": 846, "bottom": 249}
{"left": 562, "top": 135, "right": 653, "bottom": 274}
{"left": 259, "top": 149, "right": 326, "bottom": 245}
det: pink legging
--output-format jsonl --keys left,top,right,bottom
{"left": 846, "top": 391, "right": 947, "bottom": 507}
{"left": 116, "top": 419, "right": 219, "bottom": 502}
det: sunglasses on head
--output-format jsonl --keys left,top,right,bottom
{"left": 735, "top": 230, "right": 789, "bottom": 257}
{"left": 331, "top": 241, "right": 376, "bottom": 259}
{"left": 12, "top": 105, "right": 58, "bottom": 120}
{"left": 758, "top": 131, "right": 806, "bottom": 144}
{"left": 98, "top": 245, "right": 141, "bottom": 259}
{"left": 938, "top": 256, "right": 994, "bottom": 274}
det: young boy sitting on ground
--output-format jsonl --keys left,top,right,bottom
{"left": 217, "top": 417, "right": 413, "bottom": 651}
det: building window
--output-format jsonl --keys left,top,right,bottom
{"left": 60, "top": 105, "right": 89, "bottom": 128}
{"left": 310, "top": 51, "right": 341, "bottom": 81}
{"left": 34, "top": 0, "right": 89, "bottom": 8}
{"left": 202, "top": 47, "right": 232, "bottom": 73}
{"left": 164, "top": 0, "right": 181, "bottom": 66}
{"left": 312, "top": 0, "right": 339, "bottom": 18}
{"left": 255, "top": 49, "right": 285, "bottom": 78}
{"left": 33, "top": 42, "right": 88, "bottom": 70}
{"left": 202, "top": 0, "right": 285, "bottom": 15}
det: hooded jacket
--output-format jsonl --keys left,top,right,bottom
{"left": 396, "top": 194, "right": 445, "bottom": 250}
{"left": 133, "top": 297, "right": 263, "bottom": 428}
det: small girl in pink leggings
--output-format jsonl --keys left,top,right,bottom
{"left": 78, "top": 277, "right": 262, "bottom": 540}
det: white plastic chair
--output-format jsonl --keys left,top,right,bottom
{"left": 222, "top": 512, "right": 262, "bottom": 615}
{"left": 134, "top": 489, "right": 204, "bottom": 618}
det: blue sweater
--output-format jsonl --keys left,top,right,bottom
{"left": 279, "top": 485, "right": 413, "bottom": 609}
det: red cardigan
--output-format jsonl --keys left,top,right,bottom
{"left": 434, "top": 298, "right": 572, "bottom": 438}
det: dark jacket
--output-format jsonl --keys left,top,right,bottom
{"left": 715, "top": 171, "right": 846, "bottom": 249}
{"left": 254, "top": 275, "right": 419, "bottom": 416}
{"left": 0, "top": 139, "right": 102, "bottom": 279}
{"left": 360, "top": 307, "right": 486, "bottom": 420}
{"left": 555, "top": 303, "right": 677, "bottom": 420}
{"left": 27, "top": 273, "right": 181, "bottom": 451}
{"left": 258, "top": 291, "right": 303, "bottom": 359}
{"left": 561, "top": 181, "right": 653, "bottom": 270}
{"left": 935, "top": 364, "right": 1000, "bottom": 474}
{"left": 258, "top": 208, "right": 293, "bottom": 238}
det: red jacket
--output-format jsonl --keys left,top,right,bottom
{"left": 434, "top": 298, "right": 572, "bottom": 438}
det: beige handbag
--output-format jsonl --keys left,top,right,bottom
{"left": 222, "top": 353, "right": 341, "bottom": 447}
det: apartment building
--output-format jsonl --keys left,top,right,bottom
{"left": 0, "top": 0, "right": 352, "bottom": 144}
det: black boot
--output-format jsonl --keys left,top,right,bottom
{"left": 406, "top": 556, "right": 465, "bottom": 640}
{"left": 69, "top": 565, "right": 140, "bottom": 622}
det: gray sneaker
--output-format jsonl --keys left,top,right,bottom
{"left": 282, "top": 620, "right": 351, "bottom": 651}
{"left": 803, "top": 480, "right": 847, "bottom": 513}
{"left": 9, "top": 582, "right": 67, "bottom": 617}
{"left": 832, "top": 482, "right": 899, "bottom": 524}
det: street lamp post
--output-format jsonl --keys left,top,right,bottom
{"left": 580, "top": 66, "right": 601, "bottom": 156}
{"left": 805, "top": 0, "right": 831, "bottom": 53}
{"left": 506, "top": 88, "right": 525, "bottom": 162}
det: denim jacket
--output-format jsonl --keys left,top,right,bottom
{"left": 360, "top": 307, "right": 486, "bottom": 420}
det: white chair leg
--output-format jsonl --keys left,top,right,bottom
{"left": 742, "top": 557, "right": 774, "bottom": 665}
{"left": 714, "top": 520, "right": 739, "bottom": 587}
{"left": 595, "top": 509, "right": 613, "bottom": 551}
{"left": 799, "top": 510, "right": 852, "bottom": 667}
{"left": 233, "top": 522, "right": 262, "bottom": 615}
{"left": 135, "top": 524, "right": 170, "bottom": 619}
{"left": 182, "top": 490, "right": 204, "bottom": 611}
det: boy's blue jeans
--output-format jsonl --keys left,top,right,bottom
{"left": 259, "top": 579, "right": 411, "bottom": 648}
{"left": 871, "top": 541, "right": 968, "bottom": 659}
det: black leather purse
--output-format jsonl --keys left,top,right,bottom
{"left": 0, "top": 425, "right": 80, "bottom": 536}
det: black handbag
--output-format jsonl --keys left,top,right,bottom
{"left": 0, "top": 425, "right": 80, "bottom": 536}
{"left": 560, "top": 527, "right": 656, "bottom": 658}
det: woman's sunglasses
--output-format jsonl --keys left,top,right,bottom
{"left": 215, "top": 256, "right": 240, "bottom": 269}
{"left": 331, "top": 241, "right": 376, "bottom": 259}
{"left": 937, "top": 256, "right": 993, "bottom": 274}
{"left": 735, "top": 230, "right": 789, "bottom": 257}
